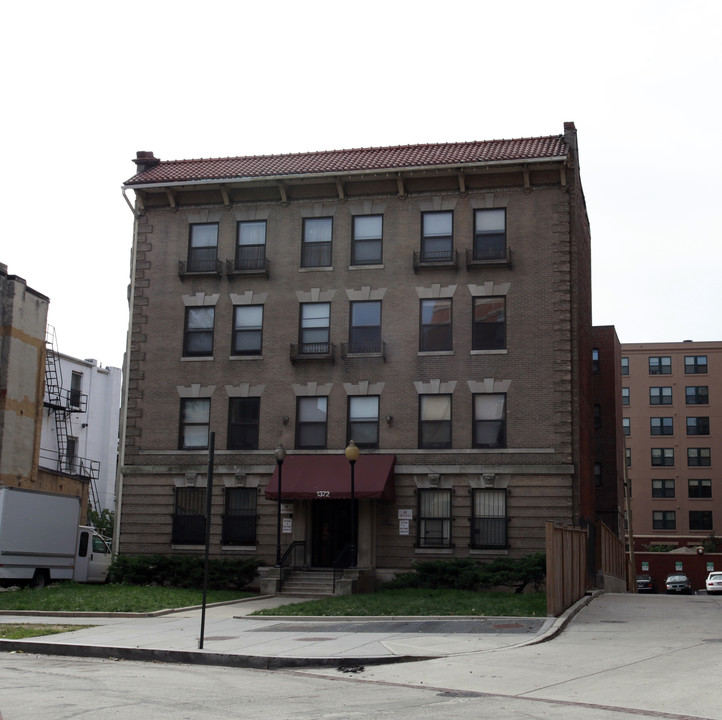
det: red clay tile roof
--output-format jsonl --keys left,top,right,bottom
{"left": 124, "top": 135, "right": 567, "bottom": 187}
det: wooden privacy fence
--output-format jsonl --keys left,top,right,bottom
{"left": 595, "top": 520, "right": 628, "bottom": 587}
{"left": 546, "top": 521, "right": 589, "bottom": 617}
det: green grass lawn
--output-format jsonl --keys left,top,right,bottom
{"left": 0, "top": 624, "right": 92, "bottom": 640}
{"left": 253, "top": 588, "right": 547, "bottom": 617}
{"left": 0, "top": 583, "right": 254, "bottom": 613}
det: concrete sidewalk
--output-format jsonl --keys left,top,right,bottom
{"left": 0, "top": 593, "right": 571, "bottom": 668}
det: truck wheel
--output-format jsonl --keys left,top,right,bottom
{"left": 30, "top": 570, "right": 48, "bottom": 589}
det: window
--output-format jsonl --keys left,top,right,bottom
{"left": 187, "top": 223, "right": 218, "bottom": 273}
{"left": 594, "top": 462, "right": 602, "bottom": 486}
{"left": 471, "top": 489, "right": 507, "bottom": 548}
{"left": 648, "top": 356, "right": 671, "bottom": 374}
{"left": 70, "top": 372, "right": 83, "bottom": 409}
{"left": 227, "top": 397, "right": 260, "bottom": 450}
{"left": 650, "top": 417, "right": 673, "bottom": 435}
{"left": 652, "top": 479, "right": 675, "bottom": 498}
{"left": 417, "top": 489, "right": 451, "bottom": 547}
{"left": 689, "top": 479, "right": 712, "bottom": 498}
{"left": 222, "top": 487, "right": 257, "bottom": 545}
{"left": 626, "top": 447, "right": 631, "bottom": 467}
{"left": 686, "top": 417, "right": 710, "bottom": 435}
{"left": 296, "top": 397, "right": 328, "bottom": 449}
{"left": 594, "top": 404, "right": 602, "bottom": 429}
{"left": 592, "top": 348, "right": 600, "bottom": 374}
{"left": 473, "top": 394, "right": 506, "bottom": 448}
{"left": 685, "top": 355, "right": 708, "bottom": 374}
{"left": 473, "top": 208, "right": 506, "bottom": 261}
{"left": 352, "top": 215, "right": 382, "bottom": 265}
{"left": 653, "top": 510, "right": 676, "bottom": 530}
{"left": 420, "top": 299, "right": 452, "bottom": 352}
{"left": 685, "top": 386, "right": 709, "bottom": 404}
{"left": 172, "top": 487, "right": 206, "bottom": 544}
{"left": 301, "top": 217, "right": 332, "bottom": 267}
{"left": 300, "top": 303, "right": 331, "bottom": 354}
{"left": 649, "top": 387, "right": 672, "bottom": 405}
{"left": 347, "top": 396, "right": 379, "bottom": 449}
{"left": 65, "top": 436, "right": 78, "bottom": 474}
{"left": 349, "top": 301, "right": 381, "bottom": 354}
{"left": 472, "top": 297, "right": 505, "bottom": 350}
{"left": 235, "top": 221, "right": 266, "bottom": 271}
{"left": 622, "top": 417, "right": 630, "bottom": 436}
{"left": 688, "top": 448, "right": 711, "bottom": 466}
{"left": 689, "top": 511, "right": 713, "bottom": 532}
{"left": 421, "top": 211, "right": 453, "bottom": 262}
{"left": 651, "top": 448, "right": 674, "bottom": 466}
{"left": 232, "top": 306, "right": 263, "bottom": 356}
{"left": 622, "top": 387, "right": 630, "bottom": 406}
{"left": 419, "top": 395, "right": 452, "bottom": 448}
{"left": 183, "top": 307, "right": 214, "bottom": 357}
{"left": 621, "top": 357, "right": 629, "bottom": 375}
{"left": 179, "top": 399, "right": 210, "bottom": 450}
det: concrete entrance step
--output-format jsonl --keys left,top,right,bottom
{"left": 280, "top": 570, "right": 336, "bottom": 597}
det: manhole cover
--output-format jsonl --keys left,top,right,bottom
{"left": 203, "top": 636, "right": 238, "bottom": 641}
{"left": 437, "top": 691, "right": 487, "bottom": 698}
{"left": 294, "top": 637, "right": 332, "bottom": 642}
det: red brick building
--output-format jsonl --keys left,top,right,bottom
{"left": 117, "top": 123, "right": 601, "bottom": 589}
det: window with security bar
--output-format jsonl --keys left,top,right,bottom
{"left": 471, "top": 489, "right": 507, "bottom": 549}
{"left": 172, "top": 487, "right": 206, "bottom": 544}
{"left": 222, "top": 487, "right": 257, "bottom": 545}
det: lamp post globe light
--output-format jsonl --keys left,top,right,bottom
{"left": 345, "top": 440, "right": 360, "bottom": 567}
{"left": 274, "top": 444, "right": 286, "bottom": 567}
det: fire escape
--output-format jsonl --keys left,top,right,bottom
{"left": 43, "top": 326, "right": 101, "bottom": 510}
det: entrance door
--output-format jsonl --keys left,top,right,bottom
{"left": 311, "top": 500, "right": 354, "bottom": 568}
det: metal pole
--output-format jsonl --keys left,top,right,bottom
{"left": 350, "top": 459, "right": 356, "bottom": 567}
{"left": 275, "top": 459, "right": 283, "bottom": 566}
{"left": 198, "top": 431, "right": 215, "bottom": 649}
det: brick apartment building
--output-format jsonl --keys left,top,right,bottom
{"left": 622, "top": 341, "right": 722, "bottom": 550}
{"left": 117, "top": 122, "right": 600, "bottom": 588}
{"left": 592, "top": 326, "right": 625, "bottom": 537}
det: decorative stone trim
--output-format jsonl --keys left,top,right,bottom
{"left": 418, "top": 195, "right": 458, "bottom": 212}
{"left": 300, "top": 203, "right": 337, "bottom": 218}
{"left": 343, "top": 381, "right": 385, "bottom": 396}
{"left": 347, "top": 199, "right": 388, "bottom": 215}
{"left": 182, "top": 292, "right": 219, "bottom": 306}
{"left": 345, "top": 286, "right": 387, "bottom": 301}
{"left": 225, "top": 382, "right": 265, "bottom": 398}
{"left": 467, "top": 282, "right": 511, "bottom": 297}
{"left": 467, "top": 379, "right": 512, "bottom": 394}
{"left": 233, "top": 207, "right": 270, "bottom": 222}
{"left": 415, "top": 284, "right": 457, "bottom": 299}
{"left": 469, "top": 193, "right": 509, "bottom": 209}
{"left": 187, "top": 210, "right": 223, "bottom": 224}
{"left": 414, "top": 379, "right": 457, "bottom": 395}
{"left": 177, "top": 383, "right": 215, "bottom": 398}
{"left": 230, "top": 290, "right": 268, "bottom": 305}
{"left": 292, "top": 382, "right": 333, "bottom": 397}
{"left": 296, "top": 288, "right": 336, "bottom": 303}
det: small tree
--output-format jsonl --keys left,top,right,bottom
{"left": 87, "top": 507, "right": 114, "bottom": 538}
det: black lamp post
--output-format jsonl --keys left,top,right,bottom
{"left": 345, "top": 440, "right": 360, "bottom": 567}
{"left": 274, "top": 444, "right": 286, "bottom": 567}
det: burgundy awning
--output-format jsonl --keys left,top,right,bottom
{"left": 265, "top": 454, "right": 395, "bottom": 502}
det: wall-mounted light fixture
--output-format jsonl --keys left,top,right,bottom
{"left": 282, "top": 416, "right": 289, "bottom": 426}
{"left": 385, "top": 415, "right": 393, "bottom": 425}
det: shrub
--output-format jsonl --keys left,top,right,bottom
{"left": 381, "top": 553, "right": 545, "bottom": 593}
{"left": 108, "top": 554, "right": 262, "bottom": 590}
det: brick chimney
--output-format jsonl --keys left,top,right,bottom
{"left": 133, "top": 151, "right": 160, "bottom": 173}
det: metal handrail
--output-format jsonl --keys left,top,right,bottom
{"left": 278, "top": 541, "right": 306, "bottom": 592}
{"left": 332, "top": 544, "right": 352, "bottom": 594}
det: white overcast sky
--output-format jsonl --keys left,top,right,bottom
{"left": 2, "top": 0, "right": 721, "bottom": 369}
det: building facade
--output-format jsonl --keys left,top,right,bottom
{"left": 39, "top": 350, "right": 122, "bottom": 511}
{"left": 117, "top": 122, "right": 596, "bottom": 584}
{"left": 622, "top": 341, "right": 722, "bottom": 550}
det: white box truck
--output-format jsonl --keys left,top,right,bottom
{"left": 0, "top": 487, "right": 112, "bottom": 587}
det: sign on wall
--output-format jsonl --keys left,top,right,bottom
{"left": 399, "top": 519, "right": 409, "bottom": 536}
{"left": 282, "top": 518, "right": 292, "bottom": 534}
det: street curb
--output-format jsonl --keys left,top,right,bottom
{"left": 0, "top": 638, "right": 431, "bottom": 669}
{"left": 521, "top": 589, "right": 602, "bottom": 646}
{"left": 0, "top": 594, "right": 277, "bottom": 619}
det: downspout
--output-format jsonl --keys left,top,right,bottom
{"left": 113, "top": 188, "right": 141, "bottom": 556}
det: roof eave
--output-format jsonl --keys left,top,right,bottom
{"left": 122, "top": 154, "right": 569, "bottom": 191}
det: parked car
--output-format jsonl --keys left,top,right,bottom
{"left": 665, "top": 573, "right": 693, "bottom": 594}
{"left": 705, "top": 571, "right": 722, "bottom": 595}
{"left": 636, "top": 574, "right": 656, "bottom": 593}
